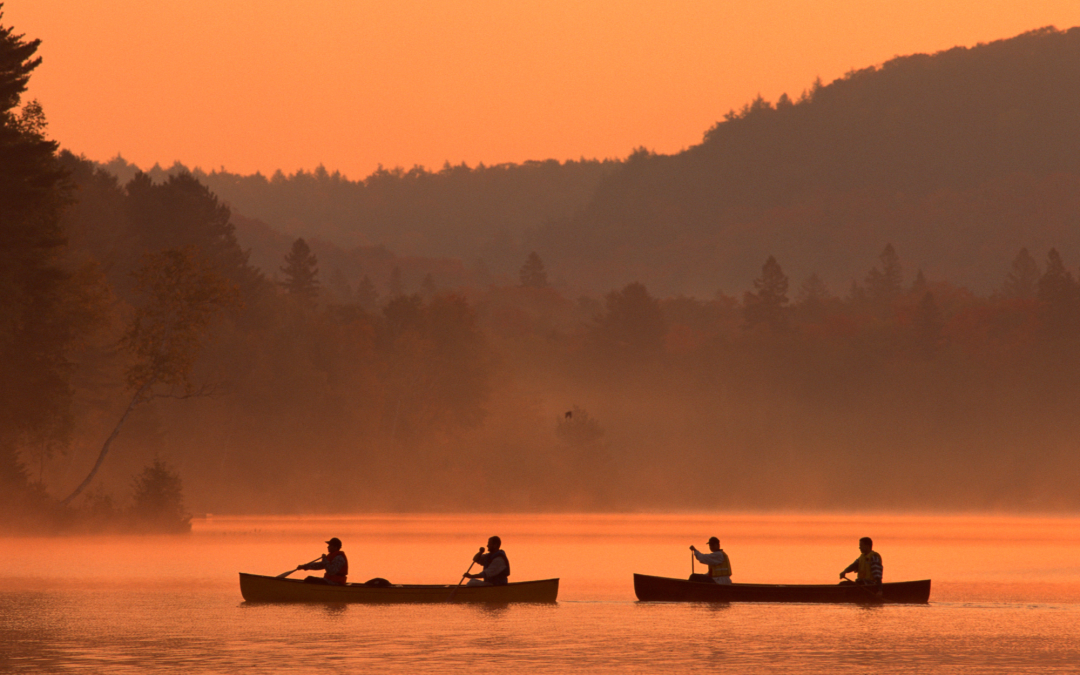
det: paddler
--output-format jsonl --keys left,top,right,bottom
{"left": 839, "top": 536, "right": 883, "bottom": 587}
{"left": 464, "top": 536, "right": 510, "bottom": 586}
{"left": 299, "top": 537, "right": 349, "bottom": 585}
{"left": 689, "top": 536, "right": 732, "bottom": 584}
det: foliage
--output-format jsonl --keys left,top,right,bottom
{"left": 280, "top": 237, "right": 319, "bottom": 301}
{"left": 519, "top": 251, "right": 548, "bottom": 288}
{"left": 129, "top": 457, "right": 190, "bottom": 532}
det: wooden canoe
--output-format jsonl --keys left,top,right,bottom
{"left": 239, "top": 573, "right": 559, "bottom": 603}
{"left": 633, "top": 573, "right": 930, "bottom": 604}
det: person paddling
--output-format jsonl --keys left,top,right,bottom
{"left": 464, "top": 536, "right": 510, "bottom": 586}
{"left": 690, "top": 536, "right": 732, "bottom": 584}
{"left": 298, "top": 537, "right": 349, "bottom": 585}
{"left": 840, "top": 536, "right": 883, "bottom": 588}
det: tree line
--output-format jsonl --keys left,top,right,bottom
{"left": 6, "top": 9, "right": 1080, "bottom": 533}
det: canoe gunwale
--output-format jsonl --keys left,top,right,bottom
{"left": 633, "top": 573, "right": 931, "bottom": 604}
{"left": 239, "top": 572, "right": 559, "bottom": 604}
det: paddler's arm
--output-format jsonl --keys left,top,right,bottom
{"left": 839, "top": 559, "right": 858, "bottom": 579}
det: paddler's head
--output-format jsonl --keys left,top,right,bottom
{"left": 859, "top": 537, "right": 872, "bottom": 554}
{"left": 707, "top": 536, "right": 720, "bottom": 552}
{"left": 326, "top": 537, "right": 343, "bottom": 553}
{"left": 487, "top": 536, "right": 501, "bottom": 552}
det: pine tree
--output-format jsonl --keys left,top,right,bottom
{"left": 743, "top": 255, "right": 790, "bottom": 331}
{"left": 1036, "top": 248, "right": 1080, "bottom": 335}
{"left": 865, "top": 243, "right": 903, "bottom": 304}
{"left": 281, "top": 237, "right": 319, "bottom": 301}
{"left": 1002, "top": 248, "right": 1039, "bottom": 299}
{"left": 519, "top": 251, "right": 548, "bottom": 288}
{"left": 355, "top": 274, "right": 379, "bottom": 310}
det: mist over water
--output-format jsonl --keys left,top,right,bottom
{"left": 3, "top": 512, "right": 1079, "bottom": 672}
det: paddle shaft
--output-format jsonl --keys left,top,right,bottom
{"left": 278, "top": 556, "right": 323, "bottom": 579}
{"left": 447, "top": 548, "right": 485, "bottom": 601}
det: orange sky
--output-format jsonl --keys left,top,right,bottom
{"left": 7, "top": 1, "right": 1080, "bottom": 180}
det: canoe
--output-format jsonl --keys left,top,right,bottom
{"left": 239, "top": 573, "right": 559, "bottom": 603}
{"left": 633, "top": 573, "right": 931, "bottom": 604}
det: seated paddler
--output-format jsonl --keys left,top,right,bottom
{"left": 299, "top": 537, "right": 349, "bottom": 585}
{"left": 840, "top": 536, "right": 883, "bottom": 587}
{"left": 689, "top": 536, "right": 732, "bottom": 584}
{"left": 464, "top": 536, "right": 510, "bottom": 586}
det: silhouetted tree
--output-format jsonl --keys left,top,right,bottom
{"left": 865, "top": 243, "right": 903, "bottom": 304}
{"left": 592, "top": 282, "right": 666, "bottom": 357}
{"left": 911, "top": 269, "right": 928, "bottom": 295}
{"left": 62, "top": 247, "right": 239, "bottom": 504}
{"left": 1002, "top": 248, "right": 1040, "bottom": 299}
{"left": 129, "top": 457, "right": 190, "bottom": 533}
{"left": 0, "top": 10, "right": 86, "bottom": 507}
{"left": 1036, "top": 248, "right": 1080, "bottom": 336}
{"left": 356, "top": 274, "right": 379, "bottom": 310}
{"left": 281, "top": 237, "right": 319, "bottom": 301}
{"left": 519, "top": 251, "right": 548, "bottom": 288}
{"left": 743, "top": 256, "right": 790, "bottom": 331}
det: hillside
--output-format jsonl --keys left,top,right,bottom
{"left": 535, "top": 26, "right": 1080, "bottom": 295}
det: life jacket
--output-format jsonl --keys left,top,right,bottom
{"left": 709, "top": 550, "right": 732, "bottom": 578}
{"left": 485, "top": 549, "right": 510, "bottom": 586}
{"left": 323, "top": 550, "right": 348, "bottom": 584}
{"left": 856, "top": 550, "right": 881, "bottom": 582}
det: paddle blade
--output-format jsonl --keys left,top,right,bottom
{"left": 276, "top": 567, "right": 299, "bottom": 578}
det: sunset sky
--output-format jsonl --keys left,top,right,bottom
{"left": 7, "top": 0, "right": 1080, "bottom": 179}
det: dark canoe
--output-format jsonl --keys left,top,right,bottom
{"left": 633, "top": 574, "right": 931, "bottom": 604}
{"left": 239, "top": 573, "right": 559, "bottom": 603}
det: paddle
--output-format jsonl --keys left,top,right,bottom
{"left": 447, "top": 547, "right": 485, "bottom": 602}
{"left": 278, "top": 556, "right": 323, "bottom": 579}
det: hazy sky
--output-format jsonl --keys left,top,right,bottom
{"left": 8, "top": 1, "right": 1080, "bottom": 179}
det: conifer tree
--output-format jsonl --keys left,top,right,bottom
{"left": 356, "top": 274, "right": 379, "bottom": 310}
{"left": 281, "top": 237, "right": 319, "bottom": 301}
{"left": 865, "top": 243, "right": 903, "bottom": 304}
{"left": 519, "top": 251, "right": 548, "bottom": 288}
{"left": 743, "top": 256, "right": 790, "bottom": 331}
{"left": 1002, "top": 248, "right": 1039, "bottom": 299}
{"left": 1036, "top": 248, "right": 1080, "bottom": 335}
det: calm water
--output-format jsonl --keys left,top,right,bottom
{"left": 2, "top": 513, "right": 1079, "bottom": 672}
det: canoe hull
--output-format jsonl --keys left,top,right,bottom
{"left": 633, "top": 574, "right": 930, "bottom": 604}
{"left": 239, "top": 573, "right": 559, "bottom": 603}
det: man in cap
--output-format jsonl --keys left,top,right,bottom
{"left": 689, "top": 536, "right": 732, "bottom": 584}
{"left": 464, "top": 535, "right": 510, "bottom": 586}
{"left": 299, "top": 537, "right": 349, "bottom": 585}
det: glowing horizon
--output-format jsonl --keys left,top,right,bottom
{"left": 7, "top": 0, "right": 1080, "bottom": 179}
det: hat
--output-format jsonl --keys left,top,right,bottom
{"left": 707, "top": 536, "right": 720, "bottom": 545}
{"left": 326, "top": 537, "right": 342, "bottom": 548}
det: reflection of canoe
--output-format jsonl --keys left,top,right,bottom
{"left": 633, "top": 574, "right": 930, "bottom": 604}
{"left": 239, "top": 573, "right": 559, "bottom": 603}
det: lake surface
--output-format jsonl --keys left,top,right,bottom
{"left": 2, "top": 513, "right": 1079, "bottom": 672}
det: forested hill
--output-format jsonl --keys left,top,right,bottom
{"left": 103, "top": 26, "right": 1080, "bottom": 299}
{"left": 537, "top": 26, "right": 1080, "bottom": 295}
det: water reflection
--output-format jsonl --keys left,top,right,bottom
{"left": 1, "top": 513, "right": 1079, "bottom": 672}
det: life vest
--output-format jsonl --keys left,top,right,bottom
{"left": 856, "top": 550, "right": 881, "bottom": 581}
{"left": 323, "top": 550, "right": 348, "bottom": 584}
{"left": 485, "top": 549, "right": 510, "bottom": 586}
{"left": 709, "top": 550, "right": 732, "bottom": 578}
